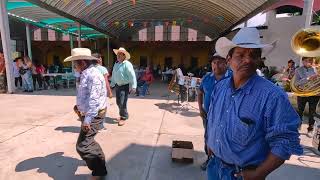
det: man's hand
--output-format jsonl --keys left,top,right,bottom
{"left": 130, "top": 88, "right": 136, "bottom": 94}
{"left": 234, "top": 169, "right": 266, "bottom": 180}
{"left": 81, "top": 122, "right": 91, "bottom": 133}
{"left": 108, "top": 92, "right": 113, "bottom": 98}
{"left": 207, "top": 147, "right": 213, "bottom": 157}
{"left": 200, "top": 108, "right": 207, "bottom": 119}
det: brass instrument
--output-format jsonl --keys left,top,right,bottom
{"left": 291, "top": 28, "right": 320, "bottom": 57}
{"left": 168, "top": 72, "right": 180, "bottom": 95}
{"left": 290, "top": 28, "right": 320, "bottom": 96}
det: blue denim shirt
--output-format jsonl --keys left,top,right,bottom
{"left": 207, "top": 74, "right": 303, "bottom": 167}
{"left": 199, "top": 70, "right": 231, "bottom": 113}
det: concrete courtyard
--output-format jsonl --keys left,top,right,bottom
{"left": 0, "top": 82, "right": 319, "bottom": 180}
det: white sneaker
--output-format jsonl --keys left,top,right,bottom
{"left": 307, "top": 131, "right": 313, "bottom": 138}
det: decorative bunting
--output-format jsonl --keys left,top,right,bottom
{"left": 143, "top": 22, "right": 148, "bottom": 28}
{"left": 131, "top": 0, "right": 136, "bottom": 6}
{"left": 85, "top": 0, "right": 91, "bottom": 5}
{"left": 122, "top": 22, "right": 126, "bottom": 28}
{"left": 107, "top": 0, "right": 112, "bottom": 5}
{"left": 114, "top": 21, "right": 120, "bottom": 26}
{"left": 172, "top": 20, "right": 177, "bottom": 26}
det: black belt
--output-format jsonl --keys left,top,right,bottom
{"left": 115, "top": 84, "right": 129, "bottom": 87}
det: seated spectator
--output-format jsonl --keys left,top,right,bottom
{"left": 137, "top": 67, "right": 154, "bottom": 97}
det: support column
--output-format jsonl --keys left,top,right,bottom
{"left": 303, "top": 0, "right": 314, "bottom": 28}
{"left": 69, "top": 34, "right": 74, "bottom": 49}
{"left": 77, "top": 23, "right": 81, "bottom": 48}
{"left": 107, "top": 36, "right": 110, "bottom": 68}
{"left": 0, "top": 0, "right": 14, "bottom": 93}
{"left": 300, "top": 0, "right": 314, "bottom": 66}
{"left": 69, "top": 34, "right": 74, "bottom": 72}
{"left": 26, "top": 23, "right": 32, "bottom": 60}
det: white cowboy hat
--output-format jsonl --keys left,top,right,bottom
{"left": 215, "top": 27, "right": 276, "bottom": 58}
{"left": 64, "top": 48, "right": 98, "bottom": 62}
{"left": 113, "top": 47, "right": 131, "bottom": 60}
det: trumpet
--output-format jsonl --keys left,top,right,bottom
{"left": 290, "top": 28, "right": 320, "bottom": 96}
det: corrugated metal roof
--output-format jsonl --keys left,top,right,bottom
{"left": 8, "top": 0, "right": 278, "bottom": 39}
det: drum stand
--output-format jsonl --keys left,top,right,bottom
{"left": 177, "top": 84, "right": 198, "bottom": 112}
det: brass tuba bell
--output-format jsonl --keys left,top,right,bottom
{"left": 291, "top": 27, "right": 320, "bottom": 57}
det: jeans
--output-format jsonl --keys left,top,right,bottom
{"left": 22, "top": 71, "right": 33, "bottom": 91}
{"left": 297, "top": 96, "right": 320, "bottom": 131}
{"left": 137, "top": 80, "right": 149, "bottom": 96}
{"left": 32, "top": 74, "right": 43, "bottom": 89}
{"left": 115, "top": 84, "right": 129, "bottom": 120}
{"left": 207, "top": 156, "right": 243, "bottom": 180}
{"left": 15, "top": 77, "right": 22, "bottom": 88}
{"left": 76, "top": 111, "right": 107, "bottom": 176}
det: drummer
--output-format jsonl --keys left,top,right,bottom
{"left": 197, "top": 53, "right": 231, "bottom": 171}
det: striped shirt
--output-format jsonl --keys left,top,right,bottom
{"left": 207, "top": 74, "right": 302, "bottom": 167}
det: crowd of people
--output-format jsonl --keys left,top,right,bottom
{"left": 0, "top": 26, "right": 319, "bottom": 180}
{"left": 0, "top": 52, "right": 73, "bottom": 92}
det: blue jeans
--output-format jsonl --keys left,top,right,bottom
{"left": 207, "top": 156, "right": 243, "bottom": 180}
{"left": 141, "top": 83, "right": 149, "bottom": 96}
{"left": 115, "top": 84, "right": 129, "bottom": 120}
{"left": 22, "top": 71, "right": 33, "bottom": 91}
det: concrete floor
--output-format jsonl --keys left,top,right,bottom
{"left": 0, "top": 82, "right": 319, "bottom": 180}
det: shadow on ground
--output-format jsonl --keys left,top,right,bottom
{"left": 15, "top": 144, "right": 206, "bottom": 180}
{"left": 104, "top": 117, "right": 118, "bottom": 125}
{"left": 55, "top": 126, "right": 81, "bottom": 133}
{"left": 13, "top": 143, "right": 320, "bottom": 180}
{"left": 154, "top": 102, "right": 199, "bottom": 117}
{"left": 15, "top": 152, "right": 87, "bottom": 180}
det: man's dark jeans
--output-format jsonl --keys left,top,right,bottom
{"left": 115, "top": 84, "right": 129, "bottom": 120}
{"left": 297, "top": 96, "right": 320, "bottom": 131}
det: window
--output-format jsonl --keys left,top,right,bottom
{"left": 33, "top": 29, "right": 41, "bottom": 41}
{"left": 139, "top": 28, "right": 147, "bottom": 41}
{"left": 171, "top": 26, "right": 180, "bottom": 41}
{"left": 48, "top": 29, "right": 56, "bottom": 41}
{"left": 188, "top": 28, "right": 197, "bottom": 41}
{"left": 155, "top": 25, "right": 163, "bottom": 41}
{"left": 62, "top": 34, "right": 70, "bottom": 41}
{"left": 205, "top": 36, "right": 212, "bottom": 41}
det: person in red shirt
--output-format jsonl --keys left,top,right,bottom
{"left": 137, "top": 67, "right": 154, "bottom": 97}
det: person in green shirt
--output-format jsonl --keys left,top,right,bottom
{"left": 92, "top": 53, "right": 113, "bottom": 99}
{"left": 110, "top": 47, "right": 137, "bottom": 126}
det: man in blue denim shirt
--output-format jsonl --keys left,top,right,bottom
{"left": 198, "top": 54, "right": 230, "bottom": 170}
{"left": 206, "top": 27, "right": 302, "bottom": 180}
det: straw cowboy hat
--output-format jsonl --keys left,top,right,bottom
{"left": 215, "top": 27, "right": 276, "bottom": 58}
{"left": 113, "top": 47, "right": 131, "bottom": 60}
{"left": 64, "top": 48, "right": 98, "bottom": 62}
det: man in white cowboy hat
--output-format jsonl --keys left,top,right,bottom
{"left": 65, "top": 48, "right": 108, "bottom": 180}
{"left": 206, "top": 27, "right": 302, "bottom": 180}
{"left": 110, "top": 47, "right": 137, "bottom": 126}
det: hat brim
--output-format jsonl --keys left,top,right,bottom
{"left": 113, "top": 49, "right": 131, "bottom": 60}
{"left": 215, "top": 37, "right": 276, "bottom": 58}
{"left": 64, "top": 55, "right": 98, "bottom": 62}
